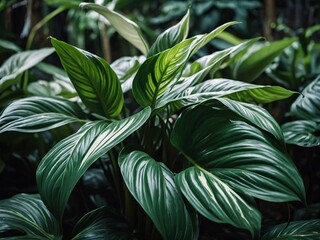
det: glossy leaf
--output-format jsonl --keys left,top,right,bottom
{"left": 0, "top": 194, "right": 61, "bottom": 239}
{"left": 282, "top": 120, "right": 320, "bottom": 147}
{"left": 148, "top": 9, "right": 190, "bottom": 57}
{"left": 159, "top": 78, "right": 295, "bottom": 112}
{"left": 80, "top": 3, "right": 149, "bottom": 55}
{"left": 262, "top": 219, "right": 320, "bottom": 240}
{"left": 234, "top": 38, "right": 295, "bottom": 82}
{"left": 51, "top": 37, "right": 124, "bottom": 118}
{"left": 132, "top": 22, "right": 237, "bottom": 108}
{"left": 0, "top": 48, "right": 54, "bottom": 92}
{"left": 0, "top": 96, "right": 85, "bottom": 133}
{"left": 119, "top": 150, "right": 199, "bottom": 240}
{"left": 171, "top": 105, "right": 305, "bottom": 204}
{"left": 175, "top": 167, "right": 260, "bottom": 238}
{"left": 290, "top": 76, "right": 320, "bottom": 122}
{"left": 36, "top": 107, "right": 151, "bottom": 220}
{"left": 71, "top": 206, "right": 133, "bottom": 240}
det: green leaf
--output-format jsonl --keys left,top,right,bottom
{"left": 171, "top": 105, "right": 305, "bottom": 204}
{"left": 234, "top": 38, "right": 296, "bottom": 82}
{"left": 0, "top": 96, "right": 85, "bottom": 133}
{"left": 80, "top": 2, "right": 149, "bottom": 55}
{"left": 119, "top": 150, "right": 199, "bottom": 240}
{"left": 132, "top": 22, "right": 237, "bottom": 108}
{"left": 290, "top": 76, "right": 320, "bottom": 121}
{"left": 148, "top": 9, "right": 190, "bottom": 57}
{"left": 282, "top": 120, "right": 320, "bottom": 147}
{"left": 0, "top": 48, "right": 54, "bottom": 92}
{"left": 159, "top": 78, "right": 295, "bottom": 113}
{"left": 0, "top": 194, "right": 61, "bottom": 239}
{"left": 50, "top": 37, "right": 124, "bottom": 118}
{"left": 175, "top": 167, "right": 260, "bottom": 238}
{"left": 262, "top": 219, "right": 320, "bottom": 240}
{"left": 0, "top": 39, "right": 22, "bottom": 52}
{"left": 36, "top": 107, "right": 151, "bottom": 220}
{"left": 71, "top": 206, "right": 133, "bottom": 240}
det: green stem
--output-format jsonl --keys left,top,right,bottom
{"left": 26, "top": 5, "right": 67, "bottom": 50}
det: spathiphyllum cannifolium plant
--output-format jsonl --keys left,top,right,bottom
{"left": 1, "top": 2, "right": 320, "bottom": 240}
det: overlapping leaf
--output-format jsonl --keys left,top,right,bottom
{"left": 262, "top": 219, "right": 320, "bottom": 240}
{"left": 0, "top": 48, "right": 54, "bottom": 92}
{"left": 51, "top": 37, "right": 124, "bottom": 118}
{"left": 148, "top": 9, "right": 190, "bottom": 57}
{"left": 80, "top": 3, "right": 149, "bottom": 55}
{"left": 71, "top": 207, "right": 133, "bottom": 240}
{"left": 119, "top": 150, "right": 199, "bottom": 240}
{"left": 0, "top": 96, "right": 85, "bottom": 133}
{"left": 0, "top": 194, "right": 61, "bottom": 239}
{"left": 282, "top": 120, "right": 320, "bottom": 147}
{"left": 171, "top": 106, "right": 305, "bottom": 219}
{"left": 233, "top": 38, "right": 296, "bottom": 82}
{"left": 132, "top": 22, "right": 237, "bottom": 108}
{"left": 290, "top": 76, "right": 320, "bottom": 122}
{"left": 36, "top": 107, "right": 150, "bottom": 220}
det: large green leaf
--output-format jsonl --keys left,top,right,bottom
{"left": 0, "top": 96, "right": 85, "bottom": 133}
{"left": 171, "top": 105, "right": 305, "bottom": 204}
{"left": 119, "top": 150, "right": 199, "bottom": 240}
{"left": 148, "top": 9, "right": 190, "bottom": 57}
{"left": 282, "top": 120, "right": 320, "bottom": 147}
{"left": 262, "top": 219, "right": 320, "bottom": 240}
{"left": 175, "top": 167, "right": 260, "bottom": 238}
{"left": 159, "top": 78, "right": 295, "bottom": 112}
{"left": 233, "top": 38, "right": 296, "bottom": 82}
{"left": 290, "top": 76, "right": 320, "bottom": 122}
{"left": 71, "top": 207, "right": 134, "bottom": 240}
{"left": 50, "top": 37, "right": 124, "bottom": 118}
{"left": 0, "top": 48, "right": 54, "bottom": 92}
{"left": 80, "top": 3, "right": 149, "bottom": 55}
{"left": 0, "top": 194, "right": 61, "bottom": 239}
{"left": 132, "top": 22, "right": 237, "bottom": 108}
{"left": 36, "top": 107, "right": 150, "bottom": 220}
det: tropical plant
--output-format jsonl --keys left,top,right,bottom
{"left": 1, "top": 2, "right": 319, "bottom": 240}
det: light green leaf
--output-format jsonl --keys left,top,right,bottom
{"left": 0, "top": 194, "right": 61, "bottom": 239}
{"left": 290, "top": 76, "right": 320, "bottom": 122}
{"left": 0, "top": 48, "right": 54, "bottom": 92}
{"left": 148, "top": 9, "right": 190, "bottom": 57}
{"left": 50, "top": 37, "right": 124, "bottom": 118}
{"left": 262, "top": 219, "right": 320, "bottom": 240}
{"left": 71, "top": 207, "right": 133, "bottom": 240}
{"left": 0, "top": 39, "right": 22, "bottom": 52}
{"left": 132, "top": 22, "right": 237, "bottom": 108}
{"left": 175, "top": 167, "right": 260, "bottom": 238}
{"left": 36, "top": 107, "right": 151, "bottom": 220}
{"left": 282, "top": 120, "right": 320, "bottom": 147}
{"left": 80, "top": 2, "right": 149, "bottom": 55}
{"left": 119, "top": 150, "right": 199, "bottom": 240}
{"left": 234, "top": 38, "right": 296, "bottom": 82}
{"left": 0, "top": 96, "right": 85, "bottom": 133}
{"left": 171, "top": 105, "right": 305, "bottom": 204}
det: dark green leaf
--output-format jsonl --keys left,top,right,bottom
{"left": 290, "top": 76, "right": 320, "bottom": 121}
{"left": 50, "top": 37, "right": 124, "bottom": 118}
{"left": 119, "top": 150, "right": 199, "bottom": 240}
{"left": 0, "top": 194, "right": 61, "bottom": 239}
{"left": 148, "top": 9, "right": 190, "bottom": 57}
{"left": 262, "top": 219, "right": 320, "bottom": 240}
{"left": 71, "top": 206, "right": 133, "bottom": 240}
{"left": 80, "top": 3, "right": 149, "bottom": 55}
{"left": 175, "top": 167, "right": 260, "bottom": 238}
{"left": 0, "top": 96, "right": 85, "bottom": 133}
{"left": 0, "top": 48, "right": 54, "bottom": 92}
{"left": 171, "top": 105, "right": 305, "bottom": 204}
{"left": 36, "top": 107, "right": 151, "bottom": 220}
{"left": 234, "top": 38, "right": 296, "bottom": 82}
{"left": 282, "top": 120, "right": 320, "bottom": 147}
